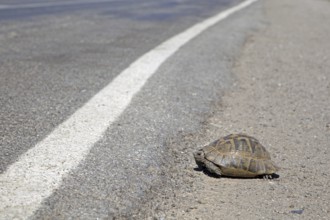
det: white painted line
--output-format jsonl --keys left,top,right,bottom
{"left": 0, "top": 0, "right": 119, "bottom": 10}
{"left": 0, "top": 0, "right": 258, "bottom": 218}
{"left": 0, "top": 5, "right": 10, "bottom": 9}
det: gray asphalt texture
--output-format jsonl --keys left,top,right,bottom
{"left": 158, "top": 0, "right": 330, "bottom": 218}
{"left": 0, "top": 0, "right": 263, "bottom": 218}
{"left": 0, "top": 0, "right": 240, "bottom": 173}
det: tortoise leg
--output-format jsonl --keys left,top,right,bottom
{"left": 204, "top": 160, "right": 222, "bottom": 177}
{"left": 262, "top": 174, "right": 273, "bottom": 180}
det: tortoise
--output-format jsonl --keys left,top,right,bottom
{"left": 193, "top": 134, "right": 279, "bottom": 178}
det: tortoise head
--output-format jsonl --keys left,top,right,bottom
{"left": 193, "top": 148, "right": 206, "bottom": 168}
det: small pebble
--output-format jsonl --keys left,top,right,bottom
{"left": 290, "top": 209, "right": 304, "bottom": 214}
{"left": 197, "top": 200, "right": 205, "bottom": 204}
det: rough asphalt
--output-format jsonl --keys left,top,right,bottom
{"left": 3, "top": 0, "right": 328, "bottom": 218}
{"left": 0, "top": 0, "right": 241, "bottom": 173}
{"left": 0, "top": 0, "right": 261, "bottom": 218}
{"left": 155, "top": 0, "right": 330, "bottom": 219}
{"left": 31, "top": 2, "right": 259, "bottom": 219}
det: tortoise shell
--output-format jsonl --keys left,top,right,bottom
{"left": 193, "top": 134, "right": 279, "bottom": 178}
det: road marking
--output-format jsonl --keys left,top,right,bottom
{"left": 0, "top": 5, "right": 10, "bottom": 9}
{"left": 0, "top": 0, "right": 258, "bottom": 218}
{"left": 0, "top": 0, "right": 120, "bottom": 10}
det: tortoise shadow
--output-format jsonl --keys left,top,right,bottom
{"left": 193, "top": 167, "right": 221, "bottom": 178}
{"left": 193, "top": 167, "right": 280, "bottom": 179}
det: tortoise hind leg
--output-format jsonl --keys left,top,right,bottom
{"left": 262, "top": 173, "right": 280, "bottom": 180}
{"left": 262, "top": 174, "right": 273, "bottom": 180}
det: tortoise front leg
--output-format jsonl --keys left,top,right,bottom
{"left": 203, "top": 160, "right": 222, "bottom": 177}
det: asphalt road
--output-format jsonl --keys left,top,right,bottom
{"left": 0, "top": 0, "right": 261, "bottom": 218}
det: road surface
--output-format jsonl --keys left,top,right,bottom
{"left": 0, "top": 0, "right": 263, "bottom": 218}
